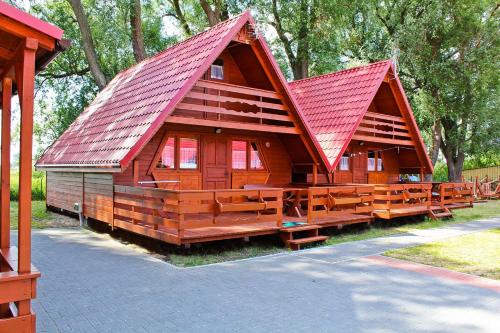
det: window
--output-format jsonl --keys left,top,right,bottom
{"left": 232, "top": 140, "right": 266, "bottom": 170}
{"left": 250, "top": 142, "right": 264, "bottom": 170}
{"left": 158, "top": 137, "right": 175, "bottom": 169}
{"left": 157, "top": 135, "right": 198, "bottom": 170}
{"left": 210, "top": 59, "right": 224, "bottom": 80}
{"left": 339, "top": 152, "right": 350, "bottom": 171}
{"left": 367, "top": 150, "right": 383, "bottom": 171}
{"left": 232, "top": 140, "right": 247, "bottom": 169}
{"left": 179, "top": 137, "right": 198, "bottom": 169}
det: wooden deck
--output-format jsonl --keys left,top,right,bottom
{"left": 372, "top": 183, "right": 432, "bottom": 220}
{"left": 111, "top": 185, "right": 376, "bottom": 245}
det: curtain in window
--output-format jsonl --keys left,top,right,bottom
{"left": 232, "top": 141, "right": 246, "bottom": 169}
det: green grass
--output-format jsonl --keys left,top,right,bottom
{"left": 323, "top": 201, "right": 500, "bottom": 246}
{"left": 385, "top": 228, "right": 500, "bottom": 280}
{"left": 10, "top": 201, "right": 52, "bottom": 229}
{"left": 168, "top": 243, "right": 286, "bottom": 267}
{"left": 10, "top": 170, "right": 46, "bottom": 201}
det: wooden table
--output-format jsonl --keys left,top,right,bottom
{"left": 283, "top": 188, "right": 309, "bottom": 217}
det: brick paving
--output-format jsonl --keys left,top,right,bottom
{"left": 12, "top": 217, "right": 500, "bottom": 332}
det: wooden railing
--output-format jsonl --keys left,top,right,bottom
{"left": 434, "top": 182, "right": 473, "bottom": 209}
{"left": 373, "top": 183, "right": 432, "bottom": 212}
{"left": 0, "top": 247, "right": 40, "bottom": 332}
{"left": 170, "top": 79, "right": 299, "bottom": 134}
{"left": 113, "top": 186, "right": 283, "bottom": 237}
{"left": 353, "top": 111, "right": 414, "bottom": 146}
{"left": 307, "top": 186, "right": 374, "bottom": 223}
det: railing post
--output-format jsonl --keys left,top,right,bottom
{"left": 276, "top": 189, "right": 283, "bottom": 227}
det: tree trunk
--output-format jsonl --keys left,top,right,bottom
{"left": 170, "top": 0, "right": 192, "bottom": 35}
{"left": 130, "top": 0, "right": 147, "bottom": 62}
{"left": 430, "top": 119, "right": 441, "bottom": 165}
{"left": 69, "top": 0, "right": 108, "bottom": 90}
{"left": 441, "top": 141, "right": 465, "bottom": 182}
{"left": 200, "top": 0, "right": 227, "bottom": 26}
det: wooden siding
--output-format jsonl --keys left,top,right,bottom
{"left": 46, "top": 171, "right": 83, "bottom": 212}
{"left": 83, "top": 173, "right": 113, "bottom": 223}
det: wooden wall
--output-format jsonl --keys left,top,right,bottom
{"left": 112, "top": 124, "right": 296, "bottom": 190}
{"left": 46, "top": 171, "right": 114, "bottom": 223}
{"left": 46, "top": 172, "right": 83, "bottom": 213}
{"left": 83, "top": 173, "right": 113, "bottom": 224}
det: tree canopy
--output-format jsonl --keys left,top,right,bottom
{"left": 7, "top": 0, "right": 499, "bottom": 180}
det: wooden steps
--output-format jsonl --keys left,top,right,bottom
{"left": 428, "top": 207, "right": 453, "bottom": 220}
{"left": 280, "top": 224, "right": 328, "bottom": 250}
{"left": 288, "top": 236, "right": 328, "bottom": 251}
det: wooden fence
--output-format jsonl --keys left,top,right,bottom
{"left": 434, "top": 182, "right": 474, "bottom": 209}
{"left": 113, "top": 186, "right": 283, "bottom": 240}
{"left": 307, "top": 186, "right": 374, "bottom": 223}
{"left": 373, "top": 183, "right": 432, "bottom": 217}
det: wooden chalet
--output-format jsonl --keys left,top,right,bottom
{"left": 37, "top": 12, "right": 376, "bottom": 250}
{"left": 290, "top": 61, "right": 473, "bottom": 219}
{"left": 1, "top": 2, "right": 66, "bottom": 332}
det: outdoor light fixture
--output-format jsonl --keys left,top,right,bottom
{"left": 215, "top": 128, "right": 222, "bottom": 134}
{"left": 359, "top": 141, "right": 365, "bottom": 146}
{"left": 265, "top": 141, "right": 271, "bottom": 148}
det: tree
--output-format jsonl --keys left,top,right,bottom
{"left": 130, "top": 0, "right": 147, "bottom": 62}
{"left": 199, "top": 0, "right": 228, "bottom": 25}
{"left": 68, "top": 0, "right": 109, "bottom": 89}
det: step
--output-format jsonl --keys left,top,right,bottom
{"left": 287, "top": 236, "right": 328, "bottom": 251}
{"left": 432, "top": 212, "right": 453, "bottom": 219}
{"left": 280, "top": 224, "right": 320, "bottom": 233}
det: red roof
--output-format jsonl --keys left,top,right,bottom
{"left": 289, "top": 61, "right": 433, "bottom": 173}
{"left": 37, "top": 12, "right": 252, "bottom": 169}
{"left": 0, "top": 2, "right": 63, "bottom": 40}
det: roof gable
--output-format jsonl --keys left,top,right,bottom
{"left": 290, "top": 61, "right": 432, "bottom": 173}
{"left": 37, "top": 12, "right": 252, "bottom": 169}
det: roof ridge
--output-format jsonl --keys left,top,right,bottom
{"left": 290, "top": 59, "right": 392, "bottom": 85}
{"left": 112, "top": 11, "right": 250, "bottom": 82}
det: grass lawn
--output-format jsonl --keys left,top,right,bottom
{"left": 10, "top": 200, "right": 79, "bottom": 229}
{"left": 323, "top": 200, "right": 500, "bottom": 246}
{"left": 385, "top": 228, "right": 500, "bottom": 280}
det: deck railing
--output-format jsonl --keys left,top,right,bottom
{"left": 307, "top": 186, "right": 375, "bottom": 223}
{"left": 0, "top": 247, "right": 40, "bottom": 331}
{"left": 113, "top": 186, "right": 283, "bottom": 238}
{"left": 434, "top": 182, "right": 473, "bottom": 209}
{"left": 373, "top": 183, "right": 432, "bottom": 213}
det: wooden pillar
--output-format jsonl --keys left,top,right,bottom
{"left": 16, "top": 38, "right": 38, "bottom": 275}
{"left": 133, "top": 159, "right": 139, "bottom": 186}
{"left": 312, "top": 164, "right": 318, "bottom": 185}
{"left": 0, "top": 77, "right": 12, "bottom": 250}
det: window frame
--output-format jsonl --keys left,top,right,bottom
{"left": 338, "top": 152, "right": 350, "bottom": 171}
{"left": 367, "top": 150, "right": 383, "bottom": 172}
{"left": 231, "top": 139, "right": 267, "bottom": 171}
{"left": 154, "top": 133, "right": 200, "bottom": 171}
{"left": 210, "top": 59, "right": 224, "bottom": 80}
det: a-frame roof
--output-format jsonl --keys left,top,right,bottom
{"left": 289, "top": 60, "right": 433, "bottom": 173}
{"left": 38, "top": 11, "right": 328, "bottom": 171}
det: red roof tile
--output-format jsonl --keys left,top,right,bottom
{"left": 37, "top": 12, "right": 251, "bottom": 168}
{"left": 290, "top": 60, "right": 392, "bottom": 169}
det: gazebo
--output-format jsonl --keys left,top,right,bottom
{"left": 0, "top": 2, "right": 66, "bottom": 332}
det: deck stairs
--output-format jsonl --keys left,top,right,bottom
{"left": 428, "top": 207, "right": 453, "bottom": 220}
{"left": 280, "top": 224, "right": 328, "bottom": 250}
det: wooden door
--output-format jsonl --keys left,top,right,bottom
{"left": 352, "top": 146, "right": 367, "bottom": 183}
{"left": 203, "top": 136, "right": 230, "bottom": 189}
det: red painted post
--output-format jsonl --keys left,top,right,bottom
{"left": 16, "top": 38, "right": 38, "bottom": 275}
{"left": 0, "top": 77, "right": 12, "bottom": 250}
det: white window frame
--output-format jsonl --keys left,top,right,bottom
{"left": 210, "top": 64, "right": 224, "bottom": 80}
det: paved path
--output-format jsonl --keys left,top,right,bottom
{"left": 14, "top": 217, "right": 500, "bottom": 332}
